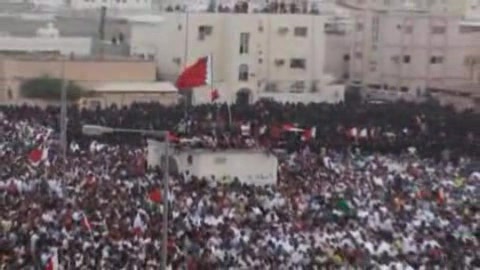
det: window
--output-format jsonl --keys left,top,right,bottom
{"left": 294, "top": 27, "right": 308, "bottom": 37}
{"left": 198, "top": 25, "right": 213, "bottom": 40}
{"left": 239, "top": 33, "right": 250, "bottom": 54}
{"left": 238, "top": 64, "right": 249, "bottom": 81}
{"left": 290, "top": 58, "right": 306, "bottom": 69}
{"left": 354, "top": 52, "right": 363, "bottom": 59}
{"left": 431, "top": 26, "right": 446, "bottom": 34}
{"left": 403, "top": 55, "right": 411, "bottom": 63}
{"left": 430, "top": 56, "right": 444, "bottom": 64}
{"left": 400, "top": 87, "right": 409, "bottom": 92}
{"left": 356, "top": 23, "right": 364, "bottom": 31}
{"left": 290, "top": 81, "right": 305, "bottom": 92}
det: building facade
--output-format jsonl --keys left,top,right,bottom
{"left": 130, "top": 13, "right": 344, "bottom": 104}
{"left": 349, "top": 11, "right": 480, "bottom": 101}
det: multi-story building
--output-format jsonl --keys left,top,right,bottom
{"left": 349, "top": 10, "right": 480, "bottom": 102}
{"left": 130, "top": 13, "right": 345, "bottom": 104}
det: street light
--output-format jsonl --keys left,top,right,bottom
{"left": 82, "top": 124, "right": 170, "bottom": 270}
{"left": 81, "top": 125, "right": 114, "bottom": 136}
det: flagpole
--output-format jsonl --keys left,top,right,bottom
{"left": 183, "top": 12, "right": 190, "bottom": 119}
{"left": 209, "top": 53, "right": 219, "bottom": 134}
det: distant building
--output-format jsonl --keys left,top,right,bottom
{"left": 349, "top": 11, "right": 480, "bottom": 103}
{"left": 337, "top": 0, "right": 473, "bottom": 16}
{"left": 68, "top": 0, "right": 153, "bottom": 10}
{"left": 0, "top": 55, "right": 158, "bottom": 104}
{"left": 130, "top": 13, "right": 345, "bottom": 104}
{"left": 0, "top": 23, "right": 92, "bottom": 56}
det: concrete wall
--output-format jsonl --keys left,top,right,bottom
{"left": 147, "top": 141, "right": 278, "bottom": 186}
{"left": 0, "top": 36, "right": 92, "bottom": 56}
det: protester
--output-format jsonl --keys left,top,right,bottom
{"left": 0, "top": 101, "right": 479, "bottom": 269}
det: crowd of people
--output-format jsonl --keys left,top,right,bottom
{"left": 0, "top": 101, "right": 479, "bottom": 269}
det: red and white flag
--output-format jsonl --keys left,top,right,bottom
{"left": 82, "top": 212, "right": 92, "bottom": 232}
{"left": 28, "top": 147, "right": 49, "bottom": 166}
{"left": 282, "top": 123, "right": 304, "bottom": 133}
{"left": 210, "top": 88, "right": 220, "bottom": 102}
{"left": 45, "top": 249, "right": 59, "bottom": 270}
{"left": 302, "top": 127, "right": 316, "bottom": 141}
{"left": 167, "top": 131, "right": 180, "bottom": 143}
{"left": 148, "top": 187, "right": 162, "bottom": 203}
{"left": 346, "top": 127, "right": 358, "bottom": 139}
{"left": 176, "top": 55, "right": 212, "bottom": 89}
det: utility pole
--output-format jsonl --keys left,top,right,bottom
{"left": 160, "top": 137, "right": 169, "bottom": 270}
{"left": 60, "top": 58, "right": 68, "bottom": 163}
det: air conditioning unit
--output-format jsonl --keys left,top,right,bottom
{"left": 265, "top": 82, "right": 278, "bottom": 92}
{"left": 274, "top": 59, "right": 285, "bottom": 66}
{"left": 278, "top": 27, "right": 289, "bottom": 34}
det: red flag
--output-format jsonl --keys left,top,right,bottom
{"left": 45, "top": 257, "right": 53, "bottom": 270}
{"left": 302, "top": 127, "right": 316, "bottom": 141}
{"left": 176, "top": 56, "right": 212, "bottom": 89}
{"left": 210, "top": 88, "right": 219, "bottom": 102}
{"left": 82, "top": 213, "right": 92, "bottom": 232}
{"left": 135, "top": 154, "right": 146, "bottom": 175}
{"left": 167, "top": 131, "right": 180, "bottom": 143}
{"left": 269, "top": 125, "right": 282, "bottom": 139}
{"left": 148, "top": 188, "right": 162, "bottom": 203}
{"left": 28, "top": 148, "right": 42, "bottom": 164}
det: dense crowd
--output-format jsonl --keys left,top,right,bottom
{"left": 0, "top": 101, "right": 479, "bottom": 269}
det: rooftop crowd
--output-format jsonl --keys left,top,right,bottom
{"left": 0, "top": 101, "right": 479, "bottom": 269}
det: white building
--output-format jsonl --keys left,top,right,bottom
{"left": 131, "top": 13, "right": 344, "bottom": 104}
{"left": 0, "top": 23, "right": 92, "bottom": 56}
{"left": 349, "top": 11, "right": 480, "bottom": 102}
{"left": 68, "top": 0, "right": 153, "bottom": 10}
{"left": 465, "top": 0, "right": 480, "bottom": 20}
{"left": 161, "top": 0, "right": 337, "bottom": 13}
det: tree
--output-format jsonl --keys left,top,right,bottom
{"left": 20, "top": 76, "right": 88, "bottom": 101}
